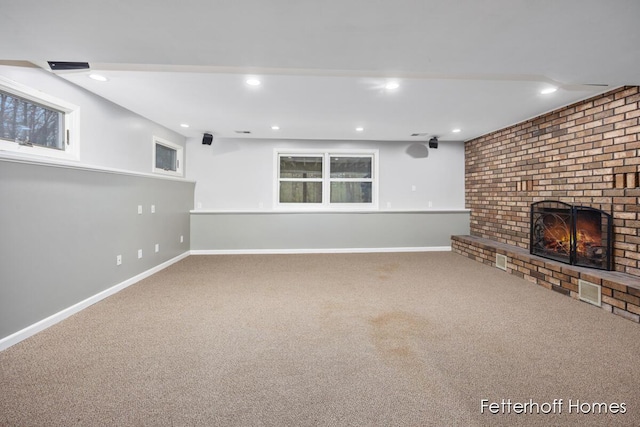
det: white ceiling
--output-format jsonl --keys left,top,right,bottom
{"left": 2, "top": 0, "right": 639, "bottom": 142}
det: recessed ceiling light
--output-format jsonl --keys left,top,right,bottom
{"left": 452, "top": 128, "right": 461, "bottom": 133}
{"left": 385, "top": 81, "right": 400, "bottom": 90}
{"left": 540, "top": 87, "right": 557, "bottom": 95}
{"left": 180, "top": 123, "right": 190, "bottom": 128}
{"left": 355, "top": 127, "right": 364, "bottom": 132}
{"left": 246, "top": 78, "right": 261, "bottom": 86}
{"left": 271, "top": 125, "right": 280, "bottom": 130}
{"left": 88, "top": 73, "right": 108, "bottom": 82}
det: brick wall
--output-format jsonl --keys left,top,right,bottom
{"left": 466, "top": 86, "right": 640, "bottom": 277}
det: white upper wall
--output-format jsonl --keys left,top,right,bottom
{"left": 0, "top": 63, "right": 185, "bottom": 174}
{"left": 186, "top": 137, "right": 465, "bottom": 211}
{"left": 0, "top": 62, "right": 465, "bottom": 208}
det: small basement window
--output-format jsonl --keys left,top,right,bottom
{"left": 153, "top": 136, "right": 183, "bottom": 177}
{"left": 275, "top": 149, "right": 378, "bottom": 209}
{"left": 0, "top": 76, "right": 79, "bottom": 161}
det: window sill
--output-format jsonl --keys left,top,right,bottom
{"left": 0, "top": 151, "right": 195, "bottom": 183}
{"left": 190, "top": 208, "right": 470, "bottom": 214}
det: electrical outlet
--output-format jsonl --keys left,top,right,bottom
{"left": 137, "top": 205, "right": 142, "bottom": 215}
{"left": 155, "top": 243, "right": 159, "bottom": 253}
{"left": 180, "top": 235, "right": 184, "bottom": 243}
{"left": 116, "top": 255, "right": 122, "bottom": 266}
{"left": 428, "top": 200, "right": 433, "bottom": 208}
{"left": 138, "top": 249, "right": 143, "bottom": 259}
{"left": 411, "top": 185, "right": 416, "bottom": 192}
{"left": 151, "top": 205, "right": 155, "bottom": 213}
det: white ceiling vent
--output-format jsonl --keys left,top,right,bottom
{"left": 496, "top": 253, "right": 507, "bottom": 271}
{"left": 579, "top": 279, "right": 602, "bottom": 307}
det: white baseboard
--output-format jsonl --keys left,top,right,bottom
{"left": 190, "top": 246, "right": 452, "bottom": 255}
{"left": 0, "top": 251, "right": 190, "bottom": 352}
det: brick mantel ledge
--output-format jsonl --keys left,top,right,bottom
{"left": 452, "top": 235, "right": 640, "bottom": 324}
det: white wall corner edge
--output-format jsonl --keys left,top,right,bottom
{"left": 0, "top": 251, "right": 191, "bottom": 352}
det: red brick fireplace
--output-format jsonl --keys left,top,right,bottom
{"left": 453, "top": 86, "right": 640, "bottom": 323}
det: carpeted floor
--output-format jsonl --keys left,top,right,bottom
{"left": 1, "top": 252, "right": 639, "bottom": 426}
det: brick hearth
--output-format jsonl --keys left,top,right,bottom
{"left": 452, "top": 235, "right": 640, "bottom": 323}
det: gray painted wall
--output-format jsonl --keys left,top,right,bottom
{"left": 186, "top": 136, "right": 467, "bottom": 252}
{"left": 0, "top": 159, "right": 194, "bottom": 340}
{"left": 186, "top": 137, "right": 465, "bottom": 211}
{"left": 0, "top": 63, "right": 196, "bottom": 343}
{"left": 191, "top": 211, "right": 469, "bottom": 251}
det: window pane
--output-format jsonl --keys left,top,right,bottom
{"left": 155, "top": 144, "right": 177, "bottom": 171}
{"left": 330, "top": 182, "right": 372, "bottom": 203}
{"left": 330, "top": 157, "right": 371, "bottom": 178}
{"left": 0, "top": 91, "right": 64, "bottom": 150}
{"left": 280, "top": 181, "right": 322, "bottom": 203}
{"left": 280, "top": 156, "right": 323, "bottom": 179}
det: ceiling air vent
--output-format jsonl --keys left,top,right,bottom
{"left": 411, "top": 133, "right": 429, "bottom": 137}
{"left": 235, "top": 130, "right": 251, "bottom": 134}
{"left": 579, "top": 279, "right": 602, "bottom": 307}
{"left": 47, "top": 61, "right": 90, "bottom": 71}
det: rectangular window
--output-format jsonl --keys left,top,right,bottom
{"left": 329, "top": 156, "right": 373, "bottom": 203}
{"left": 276, "top": 150, "right": 377, "bottom": 209}
{"left": 0, "top": 91, "right": 64, "bottom": 149}
{"left": 0, "top": 76, "right": 79, "bottom": 161}
{"left": 155, "top": 143, "right": 177, "bottom": 171}
{"left": 153, "top": 136, "right": 183, "bottom": 177}
{"left": 279, "top": 155, "right": 323, "bottom": 203}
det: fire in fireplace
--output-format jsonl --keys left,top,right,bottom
{"left": 530, "top": 201, "right": 613, "bottom": 270}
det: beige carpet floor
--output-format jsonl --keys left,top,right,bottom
{"left": 1, "top": 252, "right": 640, "bottom": 426}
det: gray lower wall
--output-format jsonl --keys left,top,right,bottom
{"left": 0, "top": 159, "right": 194, "bottom": 340}
{"left": 191, "top": 211, "right": 470, "bottom": 251}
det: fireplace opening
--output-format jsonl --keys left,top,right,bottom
{"left": 530, "top": 201, "right": 613, "bottom": 270}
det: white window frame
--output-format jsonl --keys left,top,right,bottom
{"left": 0, "top": 75, "right": 80, "bottom": 162}
{"left": 274, "top": 148, "right": 378, "bottom": 210}
{"left": 152, "top": 136, "right": 184, "bottom": 177}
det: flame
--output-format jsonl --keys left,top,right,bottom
{"left": 543, "top": 221, "right": 571, "bottom": 255}
{"left": 542, "top": 213, "right": 602, "bottom": 257}
{"left": 575, "top": 215, "right": 602, "bottom": 257}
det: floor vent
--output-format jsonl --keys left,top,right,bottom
{"left": 579, "top": 279, "right": 602, "bottom": 307}
{"left": 496, "top": 253, "right": 507, "bottom": 271}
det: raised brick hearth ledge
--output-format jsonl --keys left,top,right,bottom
{"left": 452, "top": 235, "right": 640, "bottom": 323}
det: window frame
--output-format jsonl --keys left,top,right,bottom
{"left": 277, "top": 153, "right": 325, "bottom": 206}
{"left": 274, "top": 148, "right": 378, "bottom": 210}
{"left": 0, "top": 75, "right": 80, "bottom": 161}
{"left": 152, "top": 136, "right": 184, "bottom": 177}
